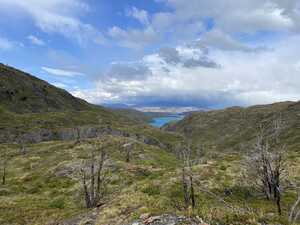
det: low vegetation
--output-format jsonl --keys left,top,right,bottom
{"left": 1, "top": 64, "right": 300, "bottom": 225}
{"left": 1, "top": 129, "right": 300, "bottom": 224}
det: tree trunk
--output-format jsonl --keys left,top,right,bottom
{"left": 275, "top": 186, "right": 281, "bottom": 215}
{"left": 2, "top": 165, "right": 6, "bottom": 185}
{"left": 90, "top": 156, "right": 95, "bottom": 206}
{"left": 182, "top": 167, "right": 189, "bottom": 210}
{"left": 189, "top": 175, "right": 195, "bottom": 209}
{"left": 82, "top": 171, "right": 91, "bottom": 208}
{"left": 95, "top": 150, "right": 106, "bottom": 203}
{"left": 126, "top": 150, "right": 130, "bottom": 162}
{"left": 289, "top": 191, "right": 300, "bottom": 223}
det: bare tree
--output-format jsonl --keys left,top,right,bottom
{"left": 81, "top": 144, "right": 109, "bottom": 208}
{"left": 2, "top": 160, "right": 6, "bottom": 185}
{"left": 75, "top": 127, "right": 82, "bottom": 144}
{"left": 1, "top": 148, "right": 8, "bottom": 185}
{"left": 289, "top": 184, "right": 300, "bottom": 224}
{"left": 18, "top": 139, "right": 26, "bottom": 155}
{"left": 176, "top": 142, "right": 203, "bottom": 210}
{"left": 122, "top": 142, "right": 134, "bottom": 163}
{"left": 244, "top": 118, "right": 287, "bottom": 215}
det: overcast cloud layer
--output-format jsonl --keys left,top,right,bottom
{"left": 1, "top": 0, "right": 300, "bottom": 108}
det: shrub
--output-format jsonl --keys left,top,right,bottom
{"left": 142, "top": 184, "right": 160, "bottom": 196}
{"left": 48, "top": 197, "right": 65, "bottom": 209}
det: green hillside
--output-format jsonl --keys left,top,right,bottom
{"left": 0, "top": 63, "right": 95, "bottom": 113}
{"left": 0, "top": 64, "right": 181, "bottom": 148}
{"left": 1, "top": 137, "right": 300, "bottom": 225}
{"left": 164, "top": 101, "right": 300, "bottom": 152}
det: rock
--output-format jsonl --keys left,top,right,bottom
{"left": 58, "top": 210, "right": 98, "bottom": 225}
{"left": 0, "top": 125, "right": 169, "bottom": 151}
{"left": 140, "top": 213, "right": 151, "bottom": 220}
{"left": 144, "top": 216, "right": 160, "bottom": 224}
{"left": 128, "top": 214, "right": 206, "bottom": 225}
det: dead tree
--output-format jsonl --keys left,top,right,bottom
{"left": 75, "top": 127, "right": 82, "bottom": 144}
{"left": 177, "top": 142, "right": 202, "bottom": 210}
{"left": 289, "top": 184, "right": 300, "bottom": 224}
{"left": 245, "top": 118, "right": 287, "bottom": 215}
{"left": 81, "top": 145, "right": 109, "bottom": 208}
{"left": 122, "top": 142, "right": 134, "bottom": 163}
{"left": 2, "top": 160, "right": 6, "bottom": 185}
{"left": 1, "top": 148, "right": 7, "bottom": 185}
{"left": 18, "top": 139, "right": 26, "bottom": 155}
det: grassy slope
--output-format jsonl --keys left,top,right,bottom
{"left": 112, "top": 108, "right": 154, "bottom": 124}
{"left": 164, "top": 101, "right": 300, "bottom": 152}
{"left": 0, "top": 137, "right": 179, "bottom": 225}
{"left": 1, "top": 139, "right": 300, "bottom": 225}
{"left": 0, "top": 63, "right": 94, "bottom": 113}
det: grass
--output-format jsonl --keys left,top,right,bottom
{"left": 164, "top": 101, "right": 300, "bottom": 154}
{"left": 0, "top": 136, "right": 179, "bottom": 225}
{"left": 1, "top": 137, "right": 300, "bottom": 225}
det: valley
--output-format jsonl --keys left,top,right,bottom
{"left": 0, "top": 64, "right": 300, "bottom": 225}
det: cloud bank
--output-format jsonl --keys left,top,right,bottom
{"left": 72, "top": 34, "right": 300, "bottom": 108}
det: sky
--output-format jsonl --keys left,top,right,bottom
{"left": 1, "top": 0, "right": 300, "bottom": 109}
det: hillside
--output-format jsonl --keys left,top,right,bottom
{"left": 0, "top": 137, "right": 181, "bottom": 225}
{"left": 163, "top": 101, "right": 300, "bottom": 152}
{"left": 0, "top": 64, "right": 96, "bottom": 113}
{"left": 0, "top": 64, "right": 181, "bottom": 148}
{"left": 1, "top": 135, "right": 300, "bottom": 225}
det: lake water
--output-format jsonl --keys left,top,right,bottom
{"left": 149, "top": 115, "right": 184, "bottom": 128}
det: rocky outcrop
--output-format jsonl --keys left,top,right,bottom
{"left": 0, "top": 125, "right": 165, "bottom": 149}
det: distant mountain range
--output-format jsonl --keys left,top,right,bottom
{"left": 134, "top": 106, "right": 204, "bottom": 114}
{"left": 104, "top": 103, "right": 205, "bottom": 114}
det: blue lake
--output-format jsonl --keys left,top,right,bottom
{"left": 149, "top": 115, "right": 184, "bottom": 128}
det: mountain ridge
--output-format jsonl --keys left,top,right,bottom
{"left": 0, "top": 63, "right": 96, "bottom": 113}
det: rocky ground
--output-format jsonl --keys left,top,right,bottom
{"left": 127, "top": 214, "right": 208, "bottom": 225}
{"left": 57, "top": 213, "right": 209, "bottom": 225}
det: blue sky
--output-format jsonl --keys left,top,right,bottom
{"left": 1, "top": 0, "right": 300, "bottom": 109}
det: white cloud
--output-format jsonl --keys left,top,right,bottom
{"left": 196, "top": 29, "right": 266, "bottom": 52}
{"left": 0, "top": 0, "right": 105, "bottom": 45}
{"left": 27, "top": 35, "right": 45, "bottom": 46}
{"left": 0, "top": 36, "right": 23, "bottom": 50}
{"left": 158, "top": 0, "right": 298, "bottom": 33}
{"left": 110, "top": 0, "right": 297, "bottom": 49}
{"left": 0, "top": 37, "right": 15, "bottom": 50}
{"left": 42, "top": 67, "right": 85, "bottom": 77}
{"left": 51, "top": 82, "right": 68, "bottom": 89}
{"left": 126, "top": 7, "right": 149, "bottom": 25}
{"left": 74, "top": 34, "right": 300, "bottom": 107}
{"left": 108, "top": 26, "right": 158, "bottom": 49}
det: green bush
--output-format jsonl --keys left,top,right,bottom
{"left": 220, "top": 164, "right": 227, "bottom": 171}
{"left": 48, "top": 197, "right": 65, "bottom": 209}
{"left": 141, "top": 185, "right": 160, "bottom": 196}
